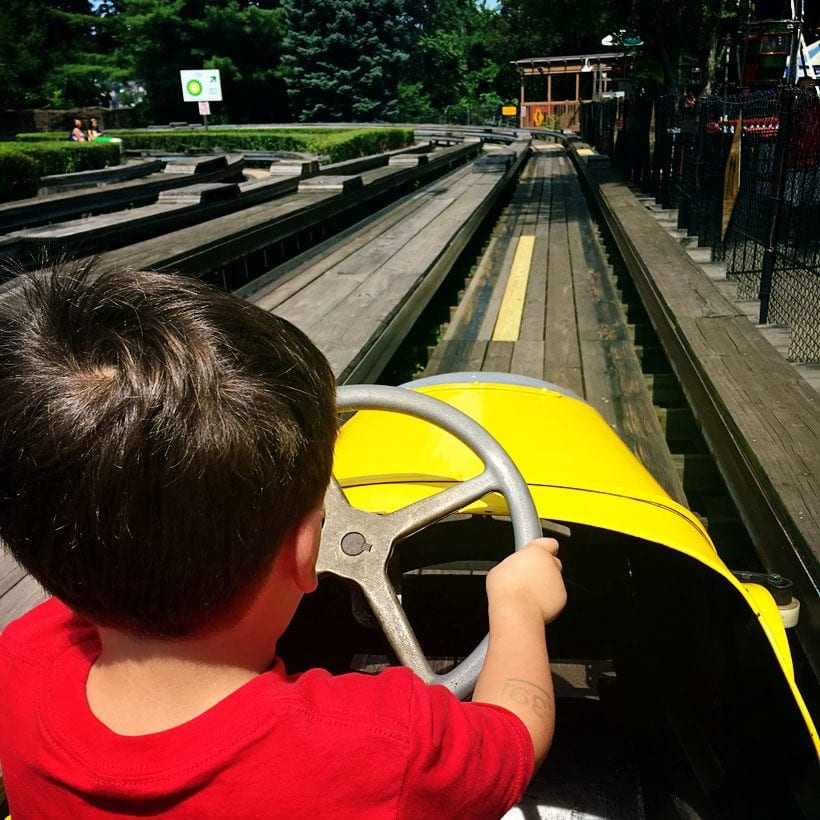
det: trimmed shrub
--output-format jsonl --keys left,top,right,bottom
{"left": 0, "top": 142, "right": 122, "bottom": 203}
{"left": 16, "top": 127, "right": 414, "bottom": 162}
{"left": 0, "top": 152, "right": 39, "bottom": 202}
{"left": 10, "top": 141, "right": 122, "bottom": 176}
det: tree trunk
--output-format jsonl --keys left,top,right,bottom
{"left": 703, "top": 0, "right": 726, "bottom": 95}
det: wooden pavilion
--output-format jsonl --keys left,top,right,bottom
{"left": 513, "top": 52, "right": 625, "bottom": 131}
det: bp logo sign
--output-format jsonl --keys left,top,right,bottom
{"left": 180, "top": 70, "right": 223, "bottom": 102}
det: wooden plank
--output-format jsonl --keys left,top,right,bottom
{"left": 439, "top": 236, "right": 501, "bottom": 343}
{"left": 0, "top": 157, "right": 247, "bottom": 235}
{"left": 250, "top": 144, "right": 527, "bottom": 384}
{"left": 517, "top": 152, "right": 552, "bottom": 343}
{"left": 509, "top": 340, "right": 546, "bottom": 380}
{"left": 0, "top": 552, "right": 47, "bottom": 631}
{"left": 492, "top": 235, "right": 536, "bottom": 341}
{"left": 483, "top": 341, "right": 515, "bottom": 373}
{"left": 425, "top": 340, "right": 489, "bottom": 375}
{"left": 575, "top": 150, "right": 820, "bottom": 671}
{"left": 101, "top": 143, "right": 482, "bottom": 276}
{"left": 606, "top": 346, "right": 688, "bottom": 504}
{"left": 103, "top": 191, "right": 335, "bottom": 272}
{"left": 267, "top": 182, "right": 465, "bottom": 324}
{"left": 543, "top": 156, "right": 583, "bottom": 396}
{"left": 239, "top": 174, "right": 459, "bottom": 307}
{"left": 563, "top": 157, "right": 619, "bottom": 428}
{"left": 473, "top": 154, "right": 545, "bottom": 341}
{"left": 289, "top": 173, "right": 514, "bottom": 382}
{"left": 685, "top": 314, "right": 819, "bottom": 569}
{"left": 0, "top": 550, "right": 26, "bottom": 597}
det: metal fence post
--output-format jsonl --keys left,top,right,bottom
{"left": 759, "top": 88, "right": 796, "bottom": 325}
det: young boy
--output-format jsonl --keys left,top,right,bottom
{"left": 0, "top": 263, "right": 566, "bottom": 818}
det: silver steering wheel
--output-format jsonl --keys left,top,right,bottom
{"left": 317, "top": 384, "right": 542, "bottom": 700}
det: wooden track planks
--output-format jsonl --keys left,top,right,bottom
{"left": 543, "top": 155, "right": 583, "bottom": 395}
{"left": 0, "top": 553, "right": 46, "bottom": 631}
{"left": 424, "top": 145, "right": 687, "bottom": 504}
{"left": 574, "top": 148, "right": 820, "bottom": 672}
{"left": 0, "top": 157, "right": 247, "bottom": 235}
{"left": 244, "top": 147, "right": 527, "bottom": 383}
{"left": 97, "top": 143, "right": 481, "bottom": 278}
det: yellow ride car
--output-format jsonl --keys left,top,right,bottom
{"left": 284, "top": 374, "right": 818, "bottom": 817}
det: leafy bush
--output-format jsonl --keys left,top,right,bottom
{"left": 15, "top": 127, "right": 414, "bottom": 162}
{"left": 7, "top": 141, "right": 122, "bottom": 177}
{"left": 14, "top": 133, "right": 69, "bottom": 143}
{"left": 0, "top": 142, "right": 122, "bottom": 202}
{"left": 0, "top": 151, "right": 39, "bottom": 202}
{"left": 542, "top": 114, "right": 562, "bottom": 131}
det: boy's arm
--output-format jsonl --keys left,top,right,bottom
{"left": 472, "top": 538, "right": 566, "bottom": 768}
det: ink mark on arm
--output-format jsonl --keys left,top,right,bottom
{"left": 501, "top": 679, "right": 553, "bottom": 719}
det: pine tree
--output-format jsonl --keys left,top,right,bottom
{"left": 0, "top": 1, "right": 103, "bottom": 108}
{"left": 281, "top": 0, "right": 414, "bottom": 121}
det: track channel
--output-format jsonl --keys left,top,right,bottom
{"left": 1, "top": 131, "right": 812, "bottom": 685}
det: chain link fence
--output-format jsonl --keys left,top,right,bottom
{"left": 582, "top": 89, "right": 820, "bottom": 363}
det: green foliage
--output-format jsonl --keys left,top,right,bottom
{"left": 119, "top": 0, "right": 289, "bottom": 124}
{"left": 0, "top": 142, "right": 121, "bottom": 202}
{"left": 281, "top": 0, "right": 413, "bottom": 121}
{"left": 5, "top": 1, "right": 764, "bottom": 123}
{"left": 26, "top": 127, "right": 415, "bottom": 161}
{"left": 309, "top": 128, "right": 414, "bottom": 161}
{"left": 396, "top": 0, "right": 507, "bottom": 123}
{"left": 542, "top": 114, "right": 561, "bottom": 131}
{"left": 0, "top": 1, "right": 102, "bottom": 108}
{"left": 3, "top": 142, "right": 122, "bottom": 177}
{"left": 0, "top": 152, "right": 39, "bottom": 203}
{"left": 396, "top": 83, "right": 439, "bottom": 123}
{"left": 495, "top": 0, "right": 747, "bottom": 95}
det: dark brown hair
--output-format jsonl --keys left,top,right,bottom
{"left": 0, "top": 261, "right": 337, "bottom": 638}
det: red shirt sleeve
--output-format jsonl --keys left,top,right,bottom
{"left": 397, "top": 674, "right": 535, "bottom": 818}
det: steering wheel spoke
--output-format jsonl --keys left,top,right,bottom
{"left": 324, "top": 476, "right": 351, "bottom": 514}
{"left": 362, "top": 571, "right": 435, "bottom": 684}
{"left": 385, "top": 470, "right": 497, "bottom": 543}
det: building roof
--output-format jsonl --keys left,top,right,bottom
{"left": 513, "top": 52, "right": 624, "bottom": 69}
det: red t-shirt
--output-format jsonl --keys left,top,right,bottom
{"left": 0, "top": 599, "right": 534, "bottom": 818}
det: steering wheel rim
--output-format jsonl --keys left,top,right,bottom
{"left": 318, "top": 383, "right": 542, "bottom": 699}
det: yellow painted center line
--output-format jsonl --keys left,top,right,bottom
{"left": 492, "top": 235, "right": 535, "bottom": 341}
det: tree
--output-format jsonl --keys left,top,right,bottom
{"left": 494, "top": 0, "right": 748, "bottom": 96}
{"left": 398, "top": 0, "right": 507, "bottom": 120}
{"left": 0, "top": 1, "right": 104, "bottom": 108}
{"left": 117, "top": 0, "right": 288, "bottom": 123}
{"left": 281, "top": 0, "right": 414, "bottom": 121}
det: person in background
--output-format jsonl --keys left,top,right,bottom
{"left": 68, "top": 117, "right": 86, "bottom": 141}
{"left": 86, "top": 117, "right": 121, "bottom": 144}
{"left": 86, "top": 117, "right": 102, "bottom": 140}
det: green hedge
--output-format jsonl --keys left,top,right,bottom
{"left": 0, "top": 151, "right": 39, "bottom": 202}
{"left": 0, "top": 142, "right": 122, "bottom": 203}
{"left": 16, "top": 127, "right": 414, "bottom": 162}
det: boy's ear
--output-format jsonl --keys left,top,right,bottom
{"left": 291, "top": 507, "right": 324, "bottom": 594}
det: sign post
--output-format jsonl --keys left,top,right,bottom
{"left": 180, "top": 70, "right": 223, "bottom": 131}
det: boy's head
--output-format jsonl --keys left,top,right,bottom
{"left": 0, "top": 262, "right": 337, "bottom": 639}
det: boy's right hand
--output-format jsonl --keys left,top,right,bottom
{"left": 475, "top": 538, "right": 567, "bottom": 767}
{"left": 485, "top": 538, "right": 567, "bottom": 625}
